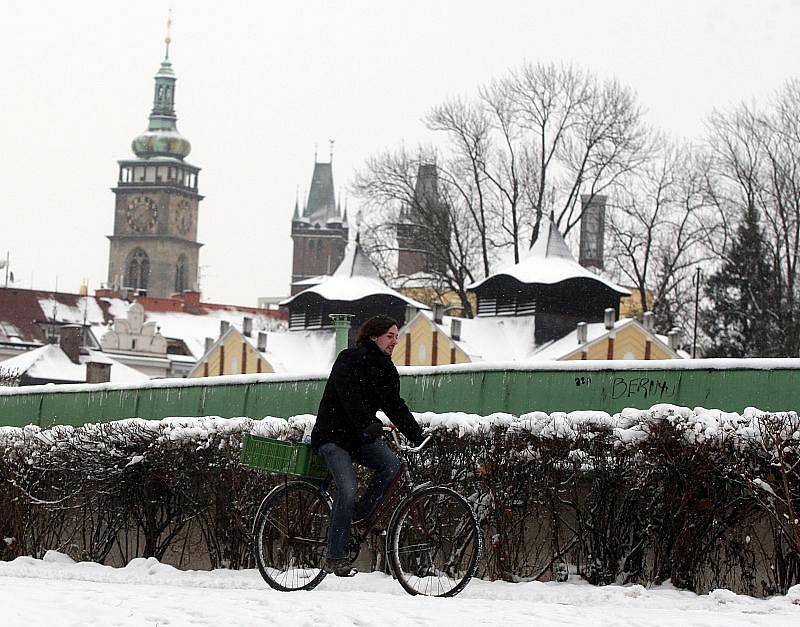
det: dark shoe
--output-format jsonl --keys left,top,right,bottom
{"left": 323, "top": 558, "right": 357, "bottom": 577}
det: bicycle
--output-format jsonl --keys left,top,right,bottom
{"left": 244, "top": 426, "right": 483, "bottom": 597}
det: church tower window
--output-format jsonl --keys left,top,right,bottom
{"left": 126, "top": 248, "right": 150, "bottom": 293}
{"left": 175, "top": 255, "right": 187, "bottom": 293}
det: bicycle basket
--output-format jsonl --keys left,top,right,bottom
{"left": 240, "top": 433, "right": 328, "bottom": 480}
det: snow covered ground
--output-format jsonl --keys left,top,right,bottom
{"left": 1, "top": 552, "right": 798, "bottom": 626}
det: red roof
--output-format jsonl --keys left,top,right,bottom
{"left": 0, "top": 288, "right": 113, "bottom": 344}
{"left": 0, "top": 287, "right": 286, "bottom": 346}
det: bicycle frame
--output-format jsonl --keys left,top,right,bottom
{"left": 251, "top": 426, "right": 482, "bottom": 596}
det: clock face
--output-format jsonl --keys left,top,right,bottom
{"left": 126, "top": 196, "right": 158, "bottom": 233}
{"left": 174, "top": 199, "right": 192, "bottom": 236}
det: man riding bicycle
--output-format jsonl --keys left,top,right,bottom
{"left": 311, "top": 315, "right": 424, "bottom": 577}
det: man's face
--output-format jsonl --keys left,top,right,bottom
{"left": 372, "top": 325, "right": 399, "bottom": 356}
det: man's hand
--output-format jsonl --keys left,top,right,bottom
{"left": 362, "top": 422, "right": 383, "bottom": 444}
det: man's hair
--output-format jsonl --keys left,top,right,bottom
{"left": 356, "top": 315, "right": 399, "bottom": 345}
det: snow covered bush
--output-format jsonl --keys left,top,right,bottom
{"left": 0, "top": 367, "right": 19, "bottom": 387}
{"left": 0, "top": 405, "right": 798, "bottom": 596}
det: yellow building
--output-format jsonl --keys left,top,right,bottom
{"left": 188, "top": 325, "right": 336, "bottom": 378}
{"left": 188, "top": 326, "right": 273, "bottom": 377}
{"left": 620, "top": 287, "right": 654, "bottom": 320}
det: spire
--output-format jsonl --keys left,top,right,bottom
{"left": 333, "top": 241, "right": 380, "bottom": 280}
{"left": 528, "top": 214, "right": 575, "bottom": 261}
{"left": 165, "top": 8, "right": 173, "bottom": 60}
{"left": 131, "top": 17, "right": 191, "bottom": 161}
{"left": 303, "top": 159, "right": 338, "bottom": 225}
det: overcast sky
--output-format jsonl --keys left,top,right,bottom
{"left": 2, "top": 0, "right": 797, "bottom": 305}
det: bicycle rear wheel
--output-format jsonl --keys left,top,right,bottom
{"left": 252, "top": 481, "right": 330, "bottom": 592}
{"left": 387, "top": 485, "right": 482, "bottom": 597}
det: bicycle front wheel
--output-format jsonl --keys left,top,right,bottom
{"left": 387, "top": 486, "right": 483, "bottom": 597}
{"left": 252, "top": 481, "right": 330, "bottom": 592}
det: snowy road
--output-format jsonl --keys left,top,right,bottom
{"left": 1, "top": 552, "right": 798, "bottom": 626}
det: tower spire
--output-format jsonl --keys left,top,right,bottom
{"left": 164, "top": 9, "right": 173, "bottom": 60}
{"left": 130, "top": 16, "right": 191, "bottom": 161}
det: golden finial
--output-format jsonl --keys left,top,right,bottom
{"left": 165, "top": 8, "right": 173, "bottom": 58}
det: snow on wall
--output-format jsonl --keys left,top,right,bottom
{"left": 2, "top": 357, "right": 800, "bottom": 398}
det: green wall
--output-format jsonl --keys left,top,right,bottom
{"left": 0, "top": 361, "right": 798, "bottom": 428}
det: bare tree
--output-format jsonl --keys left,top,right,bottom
{"left": 606, "top": 140, "right": 719, "bottom": 332}
{"left": 352, "top": 147, "right": 484, "bottom": 316}
{"left": 706, "top": 79, "right": 800, "bottom": 356}
{"left": 424, "top": 63, "right": 650, "bottom": 269}
{"left": 425, "top": 98, "right": 495, "bottom": 276}
{"left": 501, "top": 62, "right": 651, "bottom": 244}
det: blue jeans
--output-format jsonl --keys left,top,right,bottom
{"left": 318, "top": 439, "right": 401, "bottom": 560}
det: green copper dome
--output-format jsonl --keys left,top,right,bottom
{"left": 131, "top": 54, "right": 192, "bottom": 160}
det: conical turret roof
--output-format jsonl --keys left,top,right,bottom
{"left": 280, "top": 241, "right": 427, "bottom": 308}
{"left": 303, "top": 162, "right": 343, "bottom": 225}
{"left": 468, "top": 216, "right": 629, "bottom": 294}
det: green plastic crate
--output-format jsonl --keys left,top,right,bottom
{"left": 240, "top": 434, "right": 328, "bottom": 479}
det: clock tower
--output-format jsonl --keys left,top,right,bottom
{"left": 107, "top": 40, "right": 203, "bottom": 298}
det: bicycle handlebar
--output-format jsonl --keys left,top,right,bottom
{"left": 385, "top": 425, "right": 433, "bottom": 453}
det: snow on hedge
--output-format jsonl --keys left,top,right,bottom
{"left": 1, "top": 404, "right": 797, "bottom": 453}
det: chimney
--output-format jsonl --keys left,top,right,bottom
{"left": 668, "top": 328, "right": 682, "bottom": 351}
{"left": 579, "top": 194, "right": 607, "bottom": 270}
{"left": 576, "top": 321, "right": 588, "bottom": 344}
{"left": 59, "top": 325, "right": 82, "bottom": 364}
{"left": 257, "top": 331, "right": 267, "bottom": 352}
{"left": 329, "top": 313, "right": 354, "bottom": 354}
{"left": 643, "top": 311, "right": 654, "bottom": 332}
{"left": 204, "top": 337, "right": 214, "bottom": 354}
{"left": 220, "top": 320, "right": 230, "bottom": 336}
{"left": 450, "top": 318, "right": 462, "bottom": 341}
{"left": 604, "top": 308, "right": 616, "bottom": 330}
{"left": 86, "top": 361, "right": 111, "bottom": 384}
{"left": 432, "top": 303, "right": 444, "bottom": 324}
{"left": 404, "top": 304, "right": 418, "bottom": 325}
{"left": 181, "top": 290, "right": 201, "bottom": 308}
{"left": 243, "top": 316, "right": 253, "bottom": 338}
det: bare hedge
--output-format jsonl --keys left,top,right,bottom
{"left": 0, "top": 407, "right": 798, "bottom": 596}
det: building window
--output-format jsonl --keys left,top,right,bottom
{"left": 126, "top": 248, "right": 150, "bottom": 293}
{"left": 175, "top": 255, "right": 187, "bottom": 293}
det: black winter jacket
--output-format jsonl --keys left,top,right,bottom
{"left": 311, "top": 340, "right": 424, "bottom": 453}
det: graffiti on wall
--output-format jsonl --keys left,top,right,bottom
{"left": 609, "top": 375, "right": 680, "bottom": 401}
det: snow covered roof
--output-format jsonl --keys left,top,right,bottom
{"left": 333, "top": 241, "right": 381, "bottom": 280}
{"left": 194, "top": 325, "right": 337, "bottom": 375}
{"left": 0, "top": 288, "right": 114, "bottom": 345}
{"left": 134, "top": 306, "right": 285, "bottom": 358}
{"left": 0, "top": 288, "right": 287, "bottom": 361}
{"left": 0, "top": 344, "right": 148, "bottom": 384}
{"left": 408, "top": 312, "right": 681, "bottom": 363}
{"left": 529, "top": 318, "right": 679, "bottom": 361}
{"left": 281, "top": 243, "right": 429, "bottom": 309}
{"left": 411, "top": 310, "right": 538, "bottom": 362}
{"left": 468, "top": 218, "right": 630, "bottom": 295}
{"left": 258, "top": 329, "right": 336, "bottom": 373}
